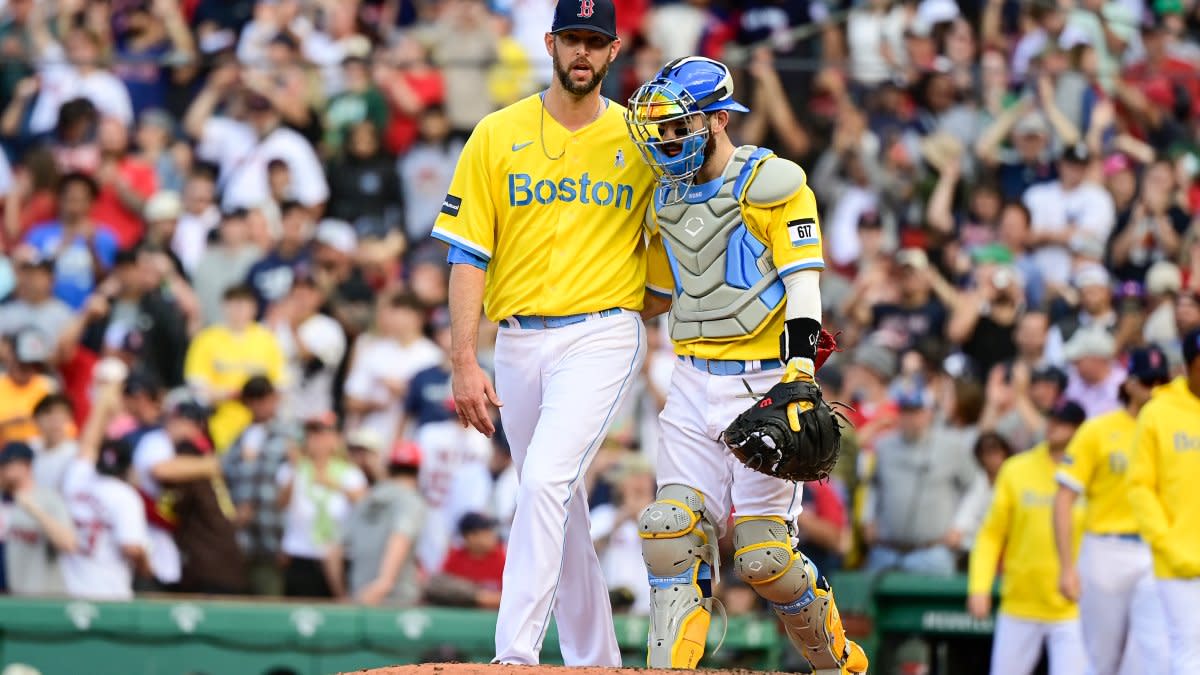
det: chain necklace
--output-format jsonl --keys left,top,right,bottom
{"left": 539, "top": 92, "right": 604, "bottom": 161}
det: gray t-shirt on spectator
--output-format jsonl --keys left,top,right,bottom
{"left": 344, "top": 481, "right": 425, "bottom": 605}
{"left": 868, "top": 426, "right": 982, "bottom": 547}
{"left": 33, "top": 440, "right": 78, "bottom": 492}
{"left": 4, "top": 486, "right": 73, "bottom": 595}
{"left": 194, "top": 246, "right": 264, "bottom": 327}
{"left": 0, "top": 299, "right": 74, "bottom": 342}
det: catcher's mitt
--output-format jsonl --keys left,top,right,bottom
{"left": 721, "top": 379, "right": 845, "bottom": 483}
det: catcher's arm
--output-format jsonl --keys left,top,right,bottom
{"left": 780, "top": 269, "right": 826, "bottom": 381}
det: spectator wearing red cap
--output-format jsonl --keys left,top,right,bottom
{"left": 325, "top": 440, "right": 425, "bottom": 606}
{"left": 277, "top": 412, "right": 366, "bottom": 598}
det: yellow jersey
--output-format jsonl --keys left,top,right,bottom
{"left": 969, "top": 443, "right": 1083, "bottom": 622}
{"left": 645, "top": 161, "right": 825, "bottom": 361}
{"left": 0, "top": 374, "right": 56, "bottom": 444}
{"left": 1129, "top": 377, "right": 1200, "bottom": 579}
{"left": 431, "top": 93, "right": 656, "bottom": 322}
{"left": 1056, "top": 408, "right": 1139, "bottom": 535}
{"left": 184, "top": 323, "right": 286, "bottom": 452}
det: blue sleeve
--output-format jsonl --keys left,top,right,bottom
{"left": 447, "top": 244, "right": 488, "bottom": 271}
{"left": 94, "top": 232, "right": 118, "bottom": 268}
{"left": 24, "top": 226, "right": 46, "bottom": 248}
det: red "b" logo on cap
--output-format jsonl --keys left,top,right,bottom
{"left": 578, "top": 0, "right": 595, "bottom": 17}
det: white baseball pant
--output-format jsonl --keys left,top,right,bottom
{"left": 989, "top": 613, "right": 1089, "bottom": 675}
{"left": 492, "top": 310, "right": 646, "bottom": 666}
{"left": 655, "top": 360, "right": 802, "bottom": 540}
{"left": 1077, "top": 534, "right": 1167, "bottom": 675}
{"left": 1158, "top": 578, "right": 1200, "bottom": 674}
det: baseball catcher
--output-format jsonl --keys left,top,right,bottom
{"left": 626, "top": 57, "right": 866, "bottom": 674}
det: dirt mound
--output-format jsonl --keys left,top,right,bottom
{"left": 347, "top": 664, "right": 781, "bottom": 675}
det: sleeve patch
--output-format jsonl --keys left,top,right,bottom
{"left": 440, "top": 194, "right": 463, "bottom": 217}
{"left": 787, "top": 218, "right": 816, "bottom": 247}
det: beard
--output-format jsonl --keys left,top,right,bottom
{"left": 553, "top": 51, "right": 608, "bottom": 97}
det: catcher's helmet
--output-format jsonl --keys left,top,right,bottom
{"left": 625, "top": 57, "right": 749, "bottom": 199}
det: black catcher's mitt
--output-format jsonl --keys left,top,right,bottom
{"left": 721, "top": 380, "right": 844, "bottom": 482}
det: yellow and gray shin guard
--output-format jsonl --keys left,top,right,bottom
{"left": 734, "top": 516, "right": 867, "bottom": 675}
{"left": 639, "top": 484, "right": 721, "bottom": 668}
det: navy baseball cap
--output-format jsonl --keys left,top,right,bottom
{"left": 458, "top": 511, "right": 498, "bottom": 536}
{"left": 893, "top": 382, "right": 933, "bottom": 411}
{"left": 122, "top": 370, "right": 163, "bottom": 398}
{"left": 96, "top": 438, "right": 134, "bottom": 477}
{"left": 1184, "top": 327, "right": 1200, "bottom": 367}
{"left": 1127, "top": 345, "right": 1170, "bottom": 383}
{"left": 1049, "top": 399, "right": 1087, "bottom": 426}
{"left": 1032, "top": 365, "right": 1069, "bottom": 391}
{"left": 0, "top": 441, "right": 34, "bottom": 465}
{"left": 551, "top": 0, "right": 617, "bottom": 39}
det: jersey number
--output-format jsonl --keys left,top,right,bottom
{"left": 578, "top": 0, "right": 595, "bottom": 17}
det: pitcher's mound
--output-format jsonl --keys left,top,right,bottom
{"left": 347, "top": 665, "right": 780, "bottom": 675}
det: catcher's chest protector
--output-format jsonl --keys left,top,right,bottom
{"left": 652, "top": 145, "right": 786, "bottom": 344}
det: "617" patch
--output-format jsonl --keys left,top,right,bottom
{"left": 786, "top": 218, "right": 817, "bottom": 247}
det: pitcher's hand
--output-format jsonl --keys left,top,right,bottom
{"left": 452, "top": 360, "right": 503, "bottom": 437}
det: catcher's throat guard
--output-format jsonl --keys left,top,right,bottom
{"left": 722, "top": 379, "right": 845, "bottom": 483}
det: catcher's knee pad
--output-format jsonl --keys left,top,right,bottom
{"left": 733, "top": 516, "right": 864, "bottom": 674}
{"left": 640, "top": 484, "right": 720, "bottom": 669}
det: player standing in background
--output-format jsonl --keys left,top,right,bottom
{"left": 1129, "top": 327, "right": 1200, "bottom": 674}
{"left": 625, "top": 58, "right": 866, "bottom": 673}
{"left": 1052, "top": 346, "right": 1170, "bottom": 675}
{"left": 968, "top": 400, "right": 1090, "bottom": 675}
{"left": 431, "top": 0, "right": 656, "bottom": 665}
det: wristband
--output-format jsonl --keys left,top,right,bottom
{"left": 780, "top": 317, "right": 821, "bottom": 362}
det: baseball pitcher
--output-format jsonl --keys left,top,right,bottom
{"left": 624, "top": 57, "right": 867, "bottom": 674}
{"left": 432, "top": 0, "right": 656, "bottom": 666}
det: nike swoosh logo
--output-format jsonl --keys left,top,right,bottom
{"left": 512, "top": 141, "right": 534, "bottom": 151}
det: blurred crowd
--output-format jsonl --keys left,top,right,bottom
{"left": 0, "top": 0, "right": 1197, "bottom": 639}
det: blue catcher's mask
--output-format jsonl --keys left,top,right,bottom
{"left": 624, "top": 57, "right": 749, "bottom": 204}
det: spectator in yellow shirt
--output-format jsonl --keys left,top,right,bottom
{"left": 0, "top": 330, "right": 59, "bottom": 445}
{"left": 185, "top": 284, "right": 286, "bottom": 452}
{"left": 1129, "top": 328, "right": 1200, "bottom": 674}
{"left": 968, "top": 400, "right": 1090, "bottom": 675}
